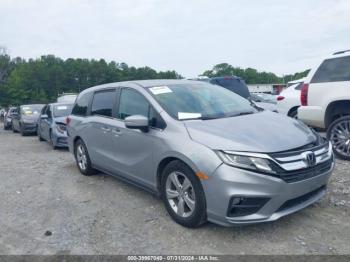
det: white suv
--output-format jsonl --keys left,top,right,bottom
{"left": 298, "top": 50, "right": 350, "bottom": 160}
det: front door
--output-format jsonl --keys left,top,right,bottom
{"left": 109, "top": 88, "right": 164, "bottom": 190}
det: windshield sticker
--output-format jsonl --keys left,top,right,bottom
{"left": 24, "top": 110, "right": 32, "bottom": 115}
{"left": 178, "top": 112, "right": 202, "bottom": 120}
{"left": 149, "top": 86, "right": 172, "bottom": 95}
{"left": 56, "top": 106, "right": 68, "bottom": 110}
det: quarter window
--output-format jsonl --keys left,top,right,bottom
{"left": 91, "top": 90, "right": 115, "bottom": 117}
{"left": 311, "top": 56, "right": 350, "bottom": 83}
{"left": 72, "top": 92, "right": 92, "bottom": 116}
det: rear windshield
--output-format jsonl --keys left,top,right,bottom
{"left": 53, "top": 104, "right": 73, "bottom": 117}
{"left": 211, "top": 78, "right": 251, "bottom": 99}
{"left": 311, "top": 56, "right": 350, "bottom": 83}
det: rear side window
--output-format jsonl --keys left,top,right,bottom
{"left": 311, "top": 56, "right": 350, "bottom": 83}
{"left": 72, "top": 92, "right": 92, "bottom": 116}
{"left": 91, "top": 90, "right": 115, "bottom": 117}
{"left": 212, "top": 78, "right": 251, "bottom": 99}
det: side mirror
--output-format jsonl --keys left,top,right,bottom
{"left": 41, "top": 114, "right": 48, "bottom": 119}
{"left": 125, "top": 115, "right": 149, "bottom": 132}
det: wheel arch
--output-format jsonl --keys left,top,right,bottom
{"left": 156, "top": 155, "right": 199, "bottom": 196}
{"left": 325, "top": 100, "right": 350, "bottom": 128}
{"left": 287, "top": 106, "right": 300, "bottom": 117}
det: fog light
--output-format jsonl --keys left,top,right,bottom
{"left": 227, "top": 197, "right": 270, "bottom": 217}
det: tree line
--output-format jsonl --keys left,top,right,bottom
{"left": 0, "top": 51, "right": 309, "bottom": 107}
{"left": 202, "top": 63, "right": 309, "bottom": 84}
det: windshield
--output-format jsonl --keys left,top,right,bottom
{"left": 53, "top": 104, "right": 73, "bottom": 117}
{"left": 148, "top": 83, "right": 256, "bottom": 120}
{"left": 21, "top": 105, "right": 43, "bottom": 116}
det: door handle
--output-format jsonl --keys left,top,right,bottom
{"left": 101, "top": 126, "right": 111, "bottom": 132}
{"left": 111, "top": 128, "right": 122, "bottom": 136}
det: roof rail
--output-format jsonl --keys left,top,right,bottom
{"left": 333, "top": 49, "right": 350, "bottom": 55}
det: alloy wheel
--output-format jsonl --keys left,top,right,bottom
{"left": 165, "top": 171, "right": 196, "bottom": 218}
{"left": 330, "top": 119, "right": 350, "bottom": 157}
{"left": 76, "top": 144, "right": 88, "bottom": 171}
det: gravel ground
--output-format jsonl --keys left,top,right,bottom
{"left": 0, "top": 127, "right": 349, "bottom": 255}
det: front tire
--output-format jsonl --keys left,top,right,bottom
{"left": 50, "top": 131, "right": 57, "bottom": 150}
{"left": 38, "top": 128, "right": 44, "bottom": 141}
{"left": 74, "top": 139, "right": 97, "bottom": 176}
{"left": 327, "top": 116, "right": 350, "bottom": 160}
{"left": 161, "top": 160, "right": 207, "bottom": 228}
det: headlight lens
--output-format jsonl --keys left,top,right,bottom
{"left": 56, "top": 123, "right": 67, "bottom": 133}
{"left": 217, "top": 151, "right": 276, "bottom": 174}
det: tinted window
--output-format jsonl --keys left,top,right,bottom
{"left": 311, "top": 56, "right": 350, "bottom": 83}
{"left": 46, "top": 106, "right": 52, "bottom": 118}
{"left": 118, "top": 89, "right": 149, "bottom": 120}
{"left": 91, "top": 90, "right": 115, "bottom": 117}
{"left": 211, "top": 78, "right": 251, "bottom": 99}
{"left": 294, "top": 83, "right": 303, "bottom": 90}
{"left": 118, "top": 88, "right": 165, "bottom": 129}
{"left": 72, "top": 92, "right": 92, "bottom": 116}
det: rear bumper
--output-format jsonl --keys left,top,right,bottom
{"left": 298, "top": 106, "right": 325, "bottom": 128}
{"left": 204, "top": 161, "right": 334, "bottom": 226}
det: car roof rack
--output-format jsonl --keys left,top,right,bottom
{"left": 333, "top": 49, "right": 350, "bottom": 55}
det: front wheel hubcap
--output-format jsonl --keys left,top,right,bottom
{"left": 330, "top": 120, "right": 350, "bottom": 157}
{"left": 166, "top": 171, "right": 196, "bottom": 218}
{"left": 76, "top": 145, "right": 87, "bottom": 171}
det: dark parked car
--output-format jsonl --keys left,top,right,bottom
{"left": 3, "top": 107, "right": 18, "bottom": 130}
{"left": 12, "top": 104, "right": 44, "bottom": 135}
{"left": 37, "top": 103, "right": 73, "bottom": 149}
{"left": 194, "top": 76, "right": 277, "bottom": 112}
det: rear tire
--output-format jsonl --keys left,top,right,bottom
{"left": 12, "top": 123, "right": 17, "bottom": 133}
{"left": 161, "top": 160, "right": 207, "bottom": 228}
{"left": 74, "top": 139, "right": 97, "bottom": 176}
{"left": 327, "top": 116, "right": 350, "bottom": 160}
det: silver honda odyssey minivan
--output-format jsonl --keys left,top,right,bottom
{"left": 67, "top": 80, "right": 334, "bottom": 227}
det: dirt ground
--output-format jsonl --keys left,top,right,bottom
{"left": 0, "top": 127, "right": 349, "bottom": 255}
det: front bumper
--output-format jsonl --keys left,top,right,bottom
{"left": 298, "top": 106, "right": 325, "bottom": 129}
{"left": 52, "top": 129, "right": 68, "bottom": 147}
{"left": 22, "top": 123, "right": 37, "bottom": 133}
{"left": 203, "top": 161, "right": 334, "bottom": 226}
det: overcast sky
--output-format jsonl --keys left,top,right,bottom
{"left": 1, "top": 0, "right": 349, "bottom": 77}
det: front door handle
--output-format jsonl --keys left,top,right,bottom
{"left": 101, "top": 126, "right": 111, "bottom": 132}
{"left": 111, "top": 128, "right": 122, "bottom": 136}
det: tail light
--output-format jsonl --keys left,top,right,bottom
{"left": 66, "top": 116, "right": 71, "bottom": 125}
{"left": 300, "top": 83, "right": 309, "bottom": 106}
{"left": 277, "top": 96, "right": 285, "bottom": 101}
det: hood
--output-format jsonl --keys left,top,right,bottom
{"left": 184, "top": 111, "right": 316, "bottom": 153}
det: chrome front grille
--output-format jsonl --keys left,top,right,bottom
{"left": 268, "top": 141, "right": 333, "bottom": 183}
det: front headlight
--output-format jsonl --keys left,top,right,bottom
{"left": 56, "top": 123, "right": 67, "bottom": 134}
{"left": 217, "top": 151, "right": 276, "bottom": 174}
